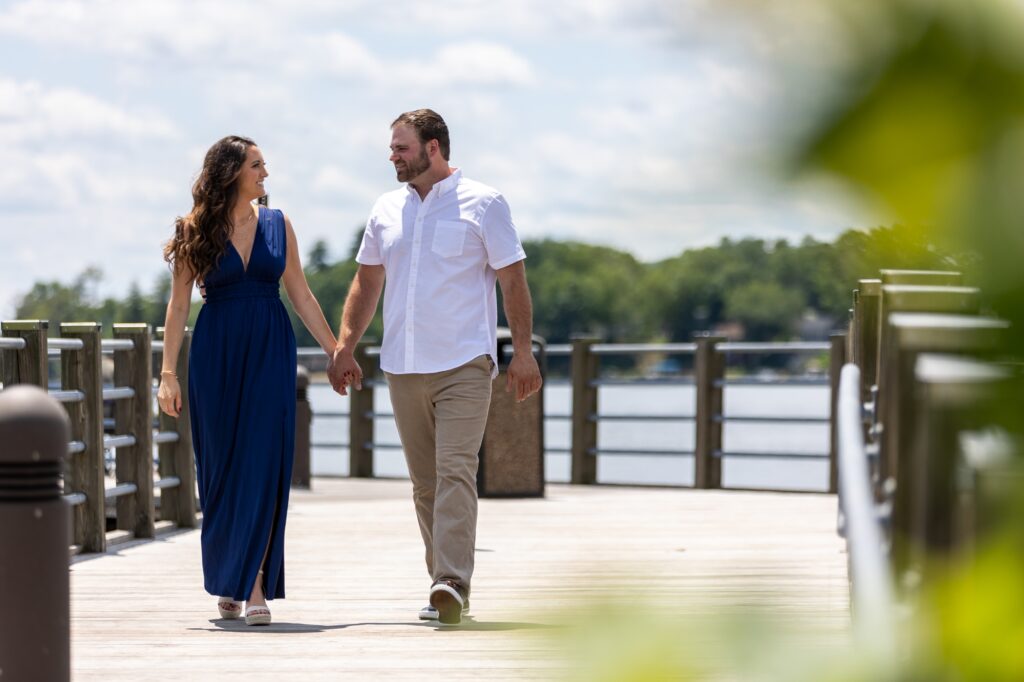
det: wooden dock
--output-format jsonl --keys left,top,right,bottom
{"left": 69, "top": 479, "right": 849, "bottom": 681}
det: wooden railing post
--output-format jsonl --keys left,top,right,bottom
{"left": 854, "top": 280, "right": 881, "bottom": 408}
{"left": 1, "top": 320, "right": 49, "bottom": 388}
{"left": 61, "top": 322, "right": 105, "bottom": 553}
{"left": 828, "top": 332, "right": 848, "bottom": 494}
{"left": 570, "top": 335, "right": 599, "bottom": 485}
{"left": 113, "top": 323, "right": 154, "bottom": 539}
{"left": 694, "top": 334, "right": 725, "bottom": 489}
{"left": 293, "top": 365, "right": 312, "bottom": 488}
{"left": 348, "top": 340, "right": 375, "bottom": 478}
{"left": 156, "top": 328, "right": 197, "bottom": 528}
{"left": 880, "top": 314, "right": 1007, "bottom": 573}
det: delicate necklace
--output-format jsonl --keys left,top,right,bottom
{"left": 232, "top": 208, "right": 255, "bottom": 229}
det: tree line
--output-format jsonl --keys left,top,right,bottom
{"left": 11, "top": 224, "right": 957, "bottom": 346}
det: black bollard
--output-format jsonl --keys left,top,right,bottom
{"left": 0, "top": 385, "right": 71, "bottom": 682}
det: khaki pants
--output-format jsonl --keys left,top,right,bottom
{"left": 385, "top": 355, "right": 493, "bottom": 593}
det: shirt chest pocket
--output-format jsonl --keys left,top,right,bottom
{"left": 431, "top": 220, "right": 467, "bottom": 258}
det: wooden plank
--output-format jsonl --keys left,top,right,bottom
{"left": 113, "top": 324, "right": 155, "bottom": 538}
{"left": 69, "top": 479, "right": 849, "bottom": 680}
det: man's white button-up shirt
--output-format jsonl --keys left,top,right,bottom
{"left": 356, "top": 169, "right": 526, "bottom": 375}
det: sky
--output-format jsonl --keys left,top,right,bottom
{"left": 0, "top": 0, "right": 878, "bottom": 318}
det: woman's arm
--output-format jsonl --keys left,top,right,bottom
{"left": 281, "top": 214, "right": 338, "bottom": 355}
{"left": 157, "top": 259, "right": 196, "bottom": 417}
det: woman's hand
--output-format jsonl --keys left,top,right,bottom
{"left": 158, "top": 374, "right": 183, "bottom": 417}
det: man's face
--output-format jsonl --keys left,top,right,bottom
{"left": 390, "top": 124, "right": 431, "bottom": 183}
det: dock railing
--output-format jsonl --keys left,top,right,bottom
{"left": 841, "top": 268, "right": 1020, "bottom": 599}
{"left": 302, "top": 334, "right": 846, "bottom": 492}
{"left": 0, "top": 320, "right": 196, "bottom": 554}
{"left": 3, "top": 318, "right": 851, "bottom": 552}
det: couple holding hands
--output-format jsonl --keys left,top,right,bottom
{"left": 157, "top": 109, "right": 542, "bottom": 626}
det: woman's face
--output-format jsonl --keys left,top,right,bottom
{"left": 235, "top": 146, "right": 268, "bottom": 201}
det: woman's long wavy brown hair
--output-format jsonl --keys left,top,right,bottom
{"left": 163, "top": 135, "right": 257, "bottom": 281}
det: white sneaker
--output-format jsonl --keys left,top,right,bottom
{"left": 429, "top": 580, "right": 467, "bottom": 625}
{"left": 419, "top": 596, "right": 471, "bottom": 621}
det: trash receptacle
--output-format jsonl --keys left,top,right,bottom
{"left": 477, "top": 329, "right": 545, "bottom": 498}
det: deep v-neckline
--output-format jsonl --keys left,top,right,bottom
{"left": 229, "top": 209, "right": 261, "bottom": 275}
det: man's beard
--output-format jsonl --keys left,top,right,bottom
{"left": 396, "top": 147, "right": 430, "bottom": 182}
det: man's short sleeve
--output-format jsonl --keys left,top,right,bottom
{"left": 480, "top": 194, "right": 526, "bottom": 270}
{"left": 355, "top": 212, "right": 383, "bottom": 266}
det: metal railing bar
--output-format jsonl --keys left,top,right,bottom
{"left": 592, "top": 342, "right": 698, "bottom": 355}
{"left": 103, "top": 434, "right": 137, "bottom": 449}
{"left": 836, "top": 363, "right": 894, "bottom": 651}
{"left": 311, "top": 442, "right": 348, "bottom": 449}
{"left": 64, "top": 492, "right": 86, "bottom": 506}
{"left": 591, "top": 377, "right": 696, "bottom": 387}
{"left": 714, "top": 415, "right": 830, "bottom": 424}
{"left": 154, "top": 477, "right": 181, "bottom": 490}
{"left": 101, "top": 339, "right": 135, "bottom": 352}
{"left": 714, "top": 450, "right": 829, "bottom": 460}
{"left": 153, "top": 431, "right": 180, "bottom": 444}
{"left": 312, "top": 411, "right": 349, "bottom": 418}
{"left": 0, "top": 337, "right": 26, "bottom": 350}
{"left": 722, "top": 377, "right": 830, "bottom": 386}
{"left": 102, "top": 387, "right": 135, "bottom": 401}
{"left": 104, "top": 483, "right": 138, "bottom": 500}
{"left": 544, "top": 447, "right": 572, "bottom": 454}
{"left": 49, "top": 389, "right": 85, "bottom": 403}
{"left": 590, "top": 447, "right": 695, "bottom": 457}
{"left": 152, "top": 341, "right": 164, "bottom": 352}
{"left": 48, "top": 338, "right": 85, "bottom": 351}
{"left": 368, "top": 442, "right": 404, "bottom": 450}
{"left": 718, "top": 341, "right": 831, "bottom": 353}
{"left": 591, "top": 414, "right": 696, "bottom": 422}
{"left": 68, "top": 441, "right": 85, "bottom": 455}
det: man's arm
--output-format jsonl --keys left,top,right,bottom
{"left": 495, "top": 260, "right": 542, "bottom": 402}
{"left": 328, "top": 264, "right": 385, "bottom": 395}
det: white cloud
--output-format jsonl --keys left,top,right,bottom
{"left": 0, "top": 0, "right": 884, "bottom": 320}
{"left": 0, "top": 78, "right": 178, "bottom": 143}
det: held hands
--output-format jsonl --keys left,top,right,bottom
{"left": 328, "top": 347, "right": 363, "bottom": 397}
{"left": 157, "top": 374, "right": 183, "bottom": 417}
{"left": 506, "top": 352, "right": 542, "bottom": 403}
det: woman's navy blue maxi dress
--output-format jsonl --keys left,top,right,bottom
{"left": 188, "top": 206, "right": 296, "bottom": 601}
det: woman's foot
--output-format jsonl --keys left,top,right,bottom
{"left": 245, "top": 570, "right": 270, "bottom": 626}
{"left": 217, "top": 597, "right": 242, "bottom": 620}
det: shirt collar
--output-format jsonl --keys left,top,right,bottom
{"left": 406, "top": 168, "right": 462, "bottom": 200}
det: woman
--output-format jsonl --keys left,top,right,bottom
{"left": 158, "top": 135, "right": 336, "bottom": 626}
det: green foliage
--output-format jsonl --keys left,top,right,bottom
{"left": 521, "top": 239, "right": 649, "bottom": 342}
{"left": 13, "top": 267, "right": 187, "bottom": 336}
{"left": 795, "top": 0, "right": 1024, "bottom": 351}
{"left": 11, "top": 224, "right": 952, "bottom": 345}
{"left": 725, "top": 280, "right": 805, "bottom": 340}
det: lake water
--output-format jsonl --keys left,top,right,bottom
{"left": 308, "top": 380, "right": 832, "bottom": 492}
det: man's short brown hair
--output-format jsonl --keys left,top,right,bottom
{"left": 392, "top": 109, "right": 450, "bottom": 161}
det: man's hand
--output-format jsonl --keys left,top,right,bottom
{"left": 506, "top": 352, "right": 542, "bottom": 403}
{"left": 328, "top": 347, "right": 363, "bottom": 396}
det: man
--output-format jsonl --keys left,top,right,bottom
{"left": 329, "top": 109, "right": 542, "bottom": 626}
